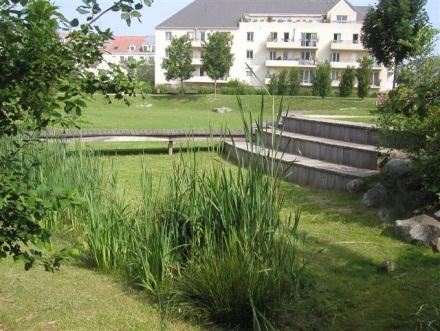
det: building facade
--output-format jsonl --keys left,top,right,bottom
{"left": 99, "top": 35, "right": 155, "bottom": 69}
{"left": 155, "top": 0, "right": 393, "bottom": 92}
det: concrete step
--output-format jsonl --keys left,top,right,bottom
{"left": 262, "top": 128, "right": 379, "bottom": 170}
{"left": 282, "top": 115, "right": 380, "bottom": 145}
{"left": 224, "top": 141, "right": 378, "bottom": 191}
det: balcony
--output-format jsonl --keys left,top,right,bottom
{"left": 266, "top": 58, "right": 316, "bottom": 67}
{"left": 331, "top": 40, "right": 364, "bottom": 51}
{"left": 192, "top": 58, "right": 202, "bottom": 65}
{"left": 330, "top": 59, "right": 360, "bottom": 69}
{"left": 191, "top": 39, "right": 204, "bottom": 48}
{"left": 266, "top": 38, "right": 318, "bottom": 49}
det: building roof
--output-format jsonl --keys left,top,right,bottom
{"left": 157, "top": 0, "right": 368, "bottom": 29}
{"left": 103, "top": 35, "right": 155, "bottom": 54}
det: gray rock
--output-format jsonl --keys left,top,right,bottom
{"left": 382, "top": 159, "right": 412, "bottom": 179}
{"left": 393, "top": 191, "right": 431, "bottom": 217}
{"left": 378, "top": 208, "right": 394, "bottom": 222}
{"left": 346, "top": 178, "right": 365, "bottom": 194}
{"left": 362, "top": 183, "right": 388, "bottom": 208}
{"left": 395, "top": 215, "right": 440, "bottom": 251}
{"left": 213, "top": 107, "right": 233, "bottom": 114}
{"left": 434, "top": 210, "right": 440, "bottom": 220}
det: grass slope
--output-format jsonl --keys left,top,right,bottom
{"left": 2, "top": 151, "right": 437, "bottom": 330}
{"left": 75, "top": 94, "right": 377, "bottom": 130}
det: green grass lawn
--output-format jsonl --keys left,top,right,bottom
{"left": 74, "top": 94, "right": 378, "bottom": 131}
{"left": 1, "top": 150, "right": 438, "bottom": 330}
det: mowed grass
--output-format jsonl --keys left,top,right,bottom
{"left": 1, "top": 150, "right": 438, "bottom": 330}
{"left": 75, "top": 94, "right": 378, "bottom": 130}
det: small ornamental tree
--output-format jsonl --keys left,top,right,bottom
{"left": 162, "top": 35, "right": 194, "bottom": 94}
{"left": 268, "top": 74, "right": 279, "bottom": 95}
{"left": 287, "top": 68, "right": 300, "bottom": 96}
{"left": 277, "top": 69, "right": 289, "bottom": 95}
{"left": 356, "top": 57, "right": 373, "bottom": 99}
{"left": 201, "top": 32, "right": 233, "bottom": 98}
{"left": 312, "top": 61, "right": 331, "bottom": 98}
{"left": 0, "top": 0, "right": 152, "bottom": 269}
{"left": 339, "top": 67, "right": 356, "bottom": 97}
{"left": 361, "top": 0, "right": 435, "bottom": 88}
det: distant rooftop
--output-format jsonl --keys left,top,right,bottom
{"left": 157, "top": 0, "right": 369, "bottom": 29}
{"left": 103, "top": 35, "right": 155, "bottom": 54}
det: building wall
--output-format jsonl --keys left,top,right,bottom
{"left": 155, "top": 17, "right": 393, "bottom": 91}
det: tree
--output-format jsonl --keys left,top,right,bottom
{"left": 268, "top": 74, "right": 279, "bottom": 95}
{"left": 136, "top": 61, "right": 155, "bottom": 86}
{"left": 0, "top": 0, "right": 151, "bottom": 269}
{"left": 361, "top": 0, "right": 435, "bottom": 88}
{"left": 287, "top": 68, "right": 300, "bottom": 96}
{"left": 312, "top": 62, "right": 331, "bottom": 98}
{"left": 277, "top": 69, "right": 288, "bottom": 95}
{"left": 356, "top": 57, "right": 373, "bottom": 99}
{"left": 201, "top": 32, "right": 233, "bottom": 98}
{"left": 161, "top": 35, "right": 194, "bottom": 94}
{"left": 339, "top": 67, "right": 356, "bottom": 97}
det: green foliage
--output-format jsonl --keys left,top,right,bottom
{"left": 0, "top": 0, "right": 150, "bottom": 268}
{"left": 277, "top": 69, "right": 289, "bottom": 95}
{"left": 287, "top": 68, "right": 300, "bottom": 96}
{"left": 201, "top": 32, "right": 234, "bottom": 97}
{"left": 268, "top": 74, "right": 279, "bottom": 95}
{"left": 161, "top": 35, "right": 194, "bottom": 93}
{"left": 220, "top": 79, "right": 258, "bottom": 95}
{"left": 356, "top": 57, "right": 373, "bottom": 99}
{"left": 339, "top": 67, "right": 356, "bottom": 97}
{"left": 361, "top": 0, "right": 435, "bottom": 85}
{"left": 136, "top": 62, "right": 155, "bottom": 86}
{"left": 378, "top": 57, "right": 440, "bottom": 197}
{"left": 313, "top": 62, "right": 331, "bottom": 98}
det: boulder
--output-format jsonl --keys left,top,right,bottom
{"left": 434, "top": 210, "right": 440, "bottom": 220}
{"left": 213, "top": 107, "right": 233, "bottom": 114}
{"left": 393, "top": 191, "right": 432, "bottom": 217}
{"left": 362, "top": 183, "right": 388, "bottom": 208}
{"left": 382, "top": 159, "right": 412, "bottom": 179}
{"left": 346, "top": 178, "right": 365, "bottom": 194}
{"left": 395, "top": 215, "right": 440, "bottom": 251}
{"left": 378, "top": 208, "right": 394, "bottom": 222}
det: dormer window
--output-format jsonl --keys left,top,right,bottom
{"left": 336, "top": 15, "right": 348, "bottom": 23}
{"left": 129, "top": 44, "right": 136, "bottom": 52}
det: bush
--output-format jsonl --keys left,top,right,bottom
{"left": 339, "top": 67, "right": 356, "bottom": 97}
{"left": 154, "top": 84, "right": 170, "bottom": 94}
{"left": 136, "top": 62, "right": 155, "bottom": 86}
{"left": 287, "top": 68, "right": 300, "bottom": 96}
{"left": 313, "top": 61, "right": 331, "bottom": 98}
{"left": 356, "top": 57, "right": 373, "bottom": 99}
{"left": 277, "top": 69, "right": 289, "bottom": 95}
{"left": 197, "top": 85, "right": 215, "bottom": 94}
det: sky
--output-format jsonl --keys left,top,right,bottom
{"left": 55, "top": 0, "right": 440, "bottom": 53}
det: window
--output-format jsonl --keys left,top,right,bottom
{"left": 336, "top": 15, "right": 348, "bottom": 23}
{"left": 301, "top": 51, "right": 312, "bottom": 60}
{"left": 283, "top": 32, "right": 289, "bottom": 42}
{"left": 200, "top": 68, "right": 205, "bottom": 77}
{"left": 165, "top": 49, "right": 169, "bottom": 58}
{"left": 353, "top": 33, "right": 359, "bottom": 43}
{"left": 149, "top": 56, "right": 154, "bottom": 64}
{"left": 331, "top": 52, "right": 340, "bottom": 62}
{"left": 301, "top": 32, "right": 318, "bottom": 46}
{"left": 372, "top": 71, "right": 380, "bottom": 86}
{"left": 128, "top": 56, "right": 133, "bottom": 61}
{"left": 333, "top": 33, "right": 342, "bottom": 42}
{"left": 283, "top": 51, "right": 288, "bottom": 60}
{"left": 269, "top": 32, "right": 278, "bottom": 41}
{"left": 165, "top": 32, "right": 172, "bottom": 40}
{"left": 152, "top": 46, "right": 156, "bottom": 52}
{"left": 269, "top": 51, "right": 277, "bottom": 60}
{"left": 331, "top": 70, "right": 340, "bottom": 81}
{"left": 246, "top": 50, "right": 254, "bottom": 60}
{"left": 300, "top": 70, "right": 313, "bottom": 84}
{"left": 187, "top": 32, "right": 194, "bottom": 40}
{"left": 119, "top": 56, "right": 125, "bottom": 62}
{"left": 247, "top": 32, "right": 254, "bottom": 42}
{"left": 129, "top": 44, "right": 136, "bottom": 52}
{"left": 246, "top": 70, "right": 253, "bottom": 77}
{"left": 200, "top": 32, "right": 206, "bottom": 41}
{"left": 140, "top": 56, "right": 145, "bottom": 60}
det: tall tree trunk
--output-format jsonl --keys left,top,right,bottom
{"left": 214, "top": 80, "right": 217, "bottom": 99}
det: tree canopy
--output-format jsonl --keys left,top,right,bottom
{"left": 313, "top": 61, "right": 331, "bottom": 98}
{"left": 201, "top": 32, "right": 233, "bottom": 98}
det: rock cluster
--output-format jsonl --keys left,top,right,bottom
{"left": 213, "top": 107, "right": 233, "bottom": 114}
{"left": 395, "top": 215, "right": 440, "bottom": 252}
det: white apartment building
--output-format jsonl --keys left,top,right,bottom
{"left": 99, "top": 35, "right": 155, "bottom": 69}
{"left": 155, "top": 0, "right": 393, "bottom": 92}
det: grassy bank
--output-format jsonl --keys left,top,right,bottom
{"left": 74, "top": 94, "right": 377, "bottom": 130}
{"left": 1, "top": 146, "right": 438, "bottom": 330}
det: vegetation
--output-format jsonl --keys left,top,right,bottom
{"left": 356, "top": 57, "right": 373, "bottom": 99}
{"left": 201, "top": 32, "right": 234, "bottom": 98}
{"left": 161, "top": 35, "right": 194, "bottom": 94}
{"left": 287, "top": 68, "right": 300, "bottom": 96}
{"left": 361, "top": 0, "right": 435, "bottom": 87}
{"left": 0, "top": 0, "right": 148, "bottom": 267}
{"left": 136, "top": 61, "right": 155, "bottom": 86}
{"left": 313, "top": 61, "right": 332, "bottom": 98}
{"left": 339, "top": 67, "right": 356, "bottom": 97}
{"left": 378, "top": 56, "right": 440, "bottom": 198}
{"left": 266, "top": 68, "right": 300, "bottom": 96}
{"left": 277, "top": 69, "right": 289, "bottom": 95}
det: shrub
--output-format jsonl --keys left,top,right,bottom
{"left": 197, "top": 85, "right": 215, "bottom": 94}
{"left": 268, "top": 74, "right": 278, "bottom": 95}
{"left": 339, "top": 67, "right": 356, "bottom": 97}
{"left": 313, "top": 61, "right": 331, "bottom": 98}
{"left": 287, "top": 68, "right": 300, "bottom": 96}
{"left": 356, "top": 56, "right": 373, "bottom": 99}
{"left": 277, "top": 69, "right": 289, "bottom": 95}
{"left": 154, "top": 84, "right": 170, "bottom": 94}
